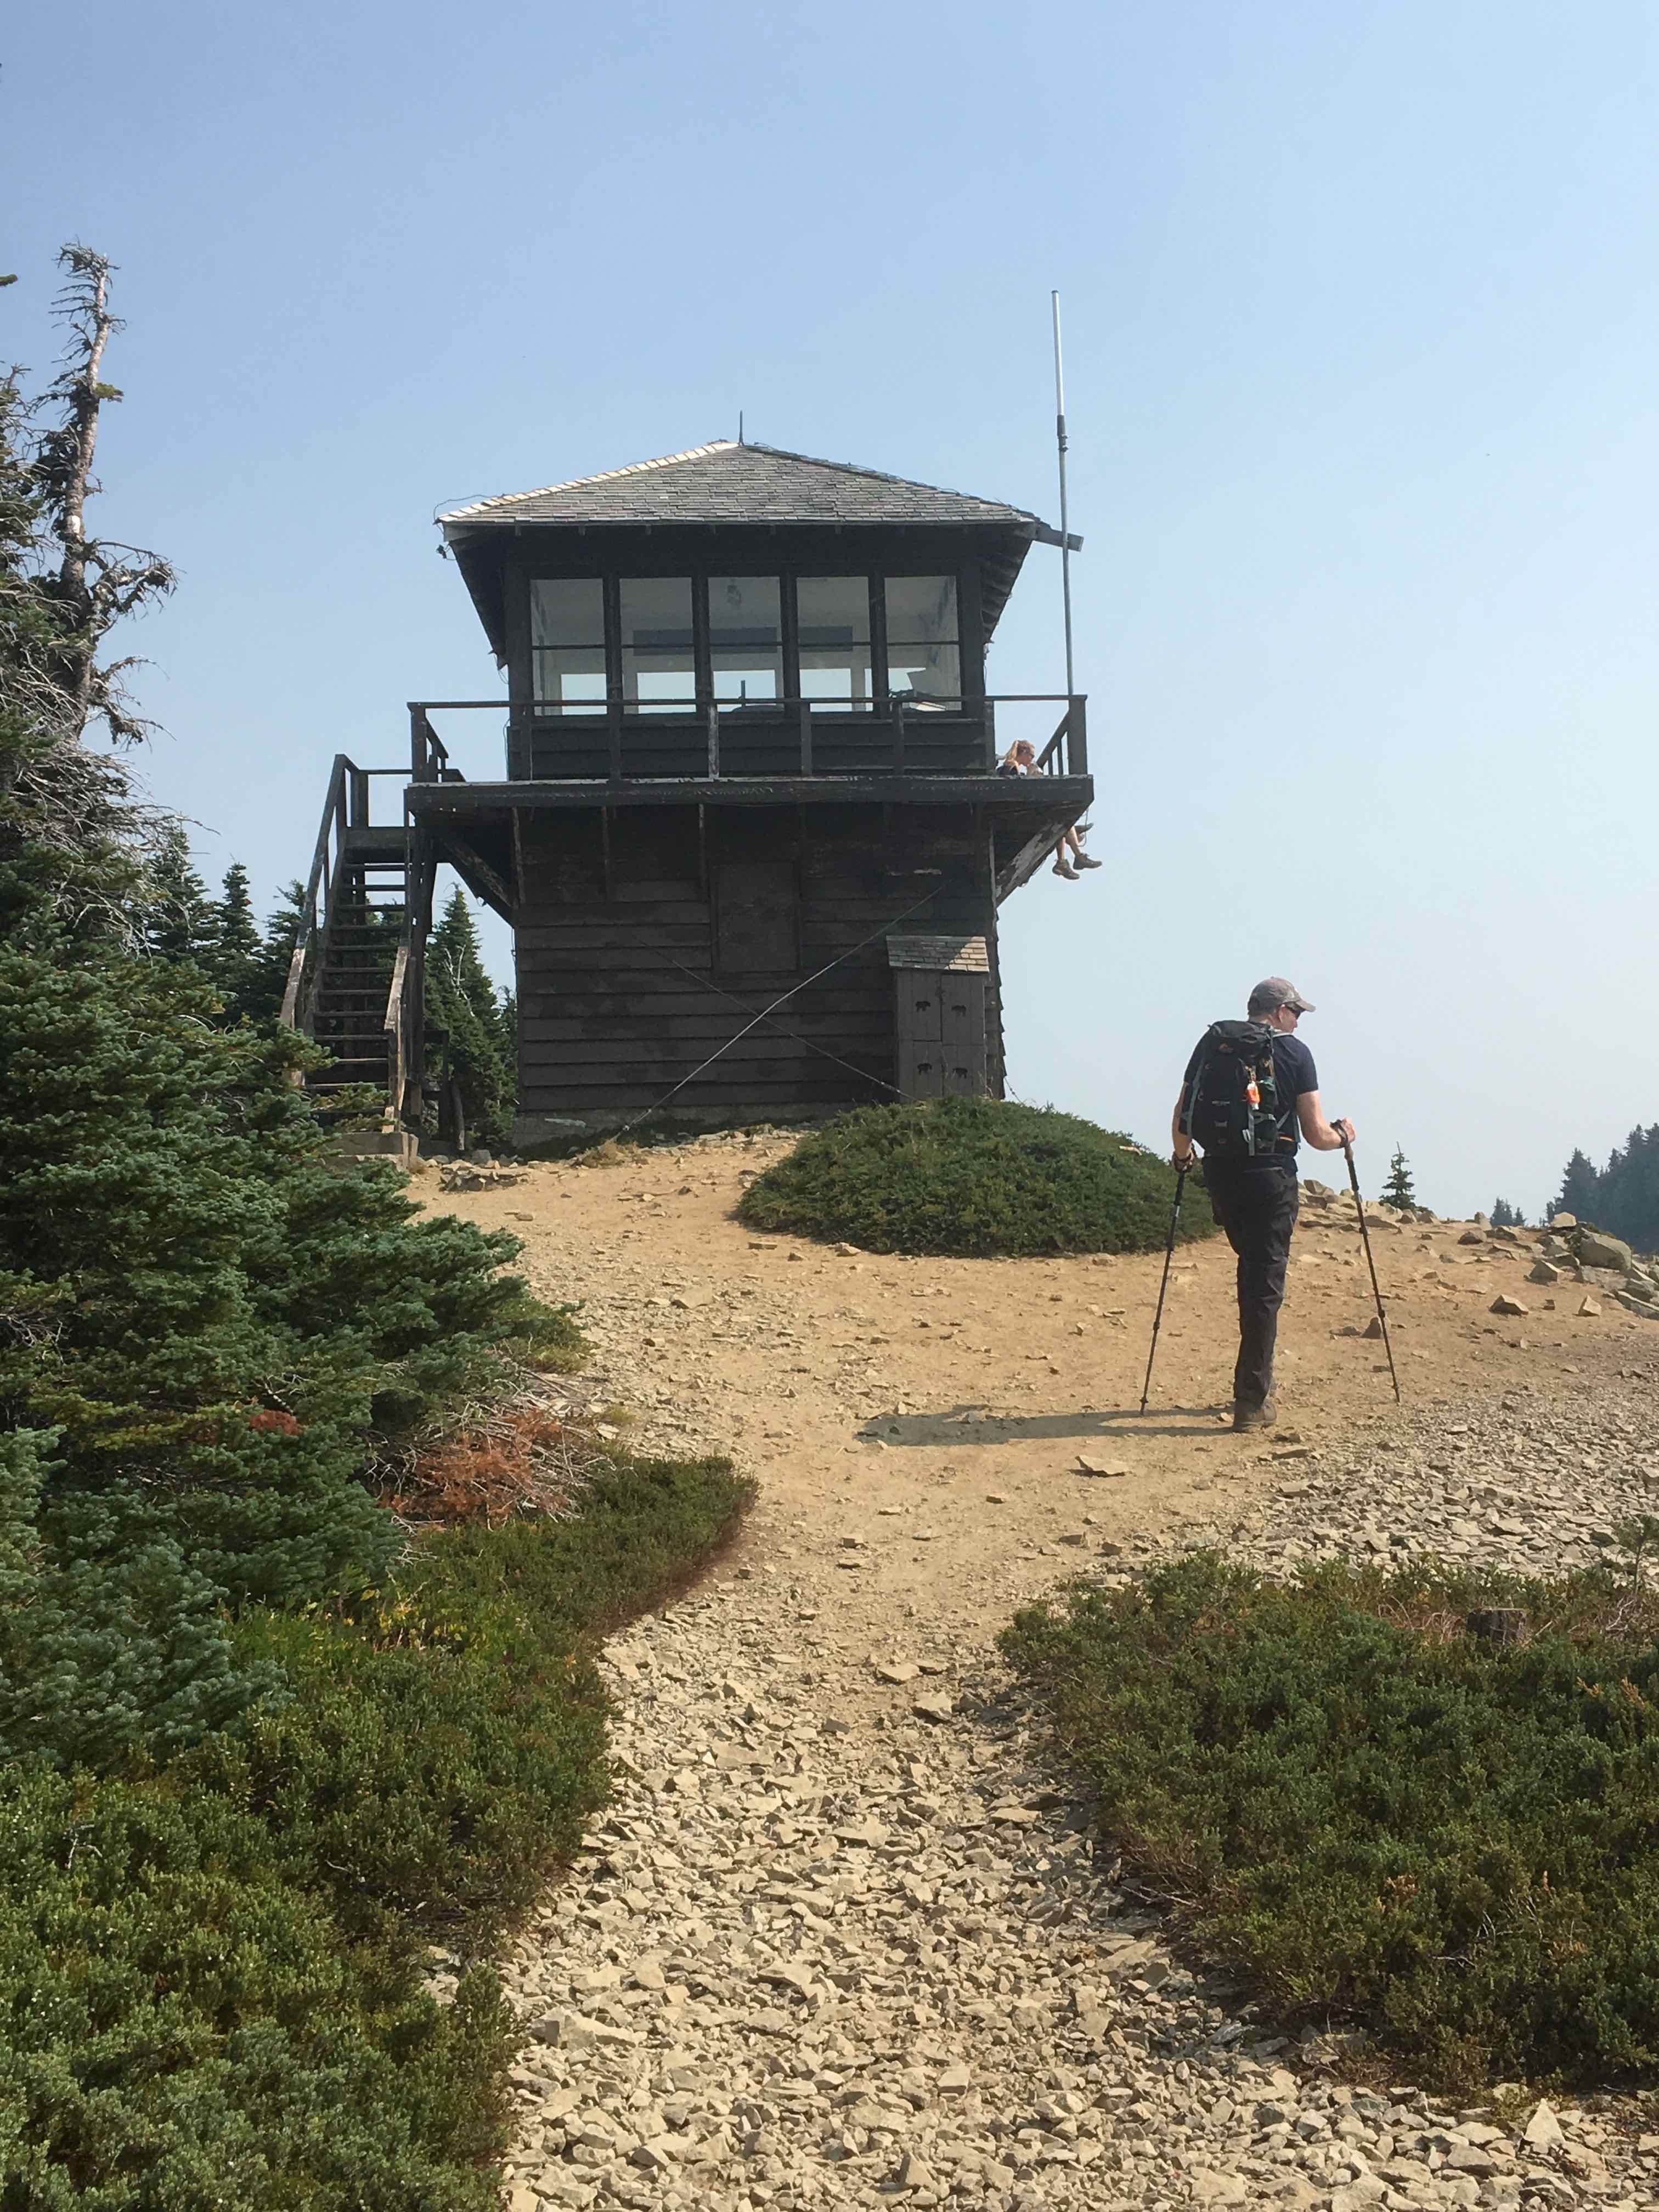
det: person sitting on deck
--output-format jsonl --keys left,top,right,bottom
{"left": 997, "top": 739, "right": 1101, "bottom": 879}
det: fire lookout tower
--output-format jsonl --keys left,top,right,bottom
{"left": 282, "top": 439, "right": 1093, "bottom": 1146}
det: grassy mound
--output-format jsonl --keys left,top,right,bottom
{"left": 3, "top": 1452, "right": 753, "bottom": 2208}
{"left": 737, "top": 1097, "right": 1218, "bottom": 1258}
{"left": 1004, "top": 1554, "right": 1659, "bottom": 2093}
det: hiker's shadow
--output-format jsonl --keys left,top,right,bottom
{"left": 857, "top": 1403, "right": 1225, "bottom": 1446}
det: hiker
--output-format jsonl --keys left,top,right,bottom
{"left": 1171, "top": 978, "right": 1356, "bottom": 1432}
{"left": 996, "top": 739, "right": 1100, "bottom": 878}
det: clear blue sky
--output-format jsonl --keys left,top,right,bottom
{"left": 6, "top": 2, "right": 1655, "bottom": 1216}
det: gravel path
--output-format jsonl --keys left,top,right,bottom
{"left": 491, "top": 1384, "right": 1659, "bottom": 2212}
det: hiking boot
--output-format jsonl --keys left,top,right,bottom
{"left": 1232, "top": 1395, "right": 1278, "bottom": 1432}
{"left": 1073, "top": 853, "right": 1103, "bottom": 870}
{"left": 1052, "top": 859, "right": 1079, "bottom": 879}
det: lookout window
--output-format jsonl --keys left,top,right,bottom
{"left": 619, "top": 578, "right": 695, "bottom": 714}
{"left": 531, "top": 578, "right": 606, "bottom": 715}
{"left": 797, "top": 575, "right": 873, "bottom": 712}
{"left": 708, "top": 575, "right": 783, "bottom": 706}
{"left": 884, "top": 575, "right": 960, "bottom": 703}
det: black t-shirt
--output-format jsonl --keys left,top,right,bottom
{"left": 1182, "top": 1031, "right": 1318, "bottom": 1153}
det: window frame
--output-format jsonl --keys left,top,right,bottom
{"left": 706, "top": 573, "right": 787, "bottom": 708}
{"left": 791, "top": 571, "right": 879, "bottom": 714}
{"left": 520, "top": 559, "right": 972, "bottom": 715}
{"left": 616, "top": 573, "right": 699, "bottom": 717}
{"left": 882, "top": 572, "right": 964, "bottom": 706}
{"left": 528, "top": 575, "right": 609, "bottom": 715}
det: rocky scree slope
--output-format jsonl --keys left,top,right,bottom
{"left": 487, "top": 1385, "right": 1658, "bottom": 2212}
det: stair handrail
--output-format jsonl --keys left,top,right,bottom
{"left": 281, "top": 753, "right": 352, "bottom": 1034}
{"left": 382, "top": 941, "right": 411, "bottom": 1126}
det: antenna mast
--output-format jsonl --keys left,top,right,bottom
{"left": 1051, "top": 289, "right": 1075, "bottom": 701}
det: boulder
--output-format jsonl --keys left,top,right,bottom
{"left": 1577, "top": 1228, "right": 1634, "bottom": 1272}
{"left": 1523, "top": 2101, "right": 1565, "bottom": 2151}
{"left": 1550, "top": 1211, "right": 1577, "bottom": 1230}
{"left": 1527, "top": 1260, "right": 1561, "bottom": 1284}
{"left": 1490, "top": 1295, "right": 1527, "bottom": 1317}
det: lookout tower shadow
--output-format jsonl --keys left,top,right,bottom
{"left": 856, "top": 1403, "right": 1228, "bottom": 1447}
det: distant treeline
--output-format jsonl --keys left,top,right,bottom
{"left": 1555, "top": 1128, "right": 1659, "bottom": 1253}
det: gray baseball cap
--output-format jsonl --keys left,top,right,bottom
{"left": 1248, "top": 977, "right": 1316, "bottom": 1014}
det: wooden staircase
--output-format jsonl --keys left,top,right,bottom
{"left": 306, "top": 846, "right": 407, "bottom": 1098}
{"left": 281, "top": 757, "right": 430, "bottom": 1153}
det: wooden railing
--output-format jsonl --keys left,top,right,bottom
{"left": 405, "top": 693, "right": 1088, "bottom": 783}
{"left": 1033, "top": 696, "right": 1088, "bottom": 778}
{"left": 280, "top": 754, "right": 350, "bottom": 1034}
{"left": 280, "top": 752, "right": 419, "bottom": 1129}
{"left": 409, "top": 704, "right": 460, "bottom": 785}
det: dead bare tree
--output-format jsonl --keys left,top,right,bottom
{"left": 31, "top": 244, "right": 174, "bottom": 743}
{"left": 0, "top": 248, "right": 177, "bottom": 943}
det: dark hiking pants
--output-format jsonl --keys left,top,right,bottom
{"left": 1202, "top": 1157, "right": 1299, "bottom": 1408}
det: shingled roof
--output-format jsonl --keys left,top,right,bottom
{"left": 439, "top": 439, "right": 1045, "bottom": 533}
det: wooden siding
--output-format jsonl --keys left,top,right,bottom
{"left": 514, "top": 802, "right": 1002, "bottom": 1125}
{"left": 523, "top": 713, "right": 991, "bottom": 782}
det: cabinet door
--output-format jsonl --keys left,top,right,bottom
{"left": 941, "top": 977, "right": 987, "bottom": 1094}
{"left": 896, "top": 973, "right": 944, "bottom": 1097}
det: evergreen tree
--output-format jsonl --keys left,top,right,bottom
{"left": 207, "top": 861, "right": 264, "bottom": 1020}
{"left": 246, "top": 878, "right": 310, "bottom": 1025}
{"left": 1554, "top": 1149, "right": 1601, "bottom": 1222}
{"left": 427, "top": 886, "right": 515, "bottom": 1150}
{"left": 1380, "top": 1146, "right": 1416, "bottom": 1212}
{"left": 1588, "top": 1126, "right": 1659, "bottom": 1252}
{"left": 144, "top": 823, "right": 214, "bottom": 965}
{"left": 1490, "top": 1198, "right": 1525, "bottom": 1229}
{"left": 0, "top": 250, "right": 532, "bottom": 1768}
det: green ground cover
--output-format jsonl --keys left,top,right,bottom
{"left": 1, "top": 1454, "right": 752, "bottom": 2210}
{"left": 738, "top": 1097, "right": 1219, "bottom": 1258}
{"left": 1004, "top": 1555, "right": 1659, "bottom": 2092}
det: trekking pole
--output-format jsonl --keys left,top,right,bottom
{"left": 1139, "top": 1158, "right": 1191, "bottom": 1415}
{"left": 1340, "top": 1131, "right": 1401, "bottom": 1403}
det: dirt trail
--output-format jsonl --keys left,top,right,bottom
{"left": 418, "top": 1141, "right": 1658, "bottom": 2212}
{"left": 420, "top": 1133, "right": 1652, "bottom": 1663}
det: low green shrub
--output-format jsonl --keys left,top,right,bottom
{"left": 738, "top": 1097, "right": 1218, "bottom": 1257}
{"left": 490, "top": 1290, "right": 588, "bottom": 1374}
{"left": 183, "top": 1455, "right": 750, "bottom": 1943}
{"left": 0, "top": 1429, "right": 267, "bottom": 1772}
{"left": 0, "top": 1761, "right": 510, "bottom": 2211}
{"left": 2, "top": 1453, "right": 753, "bottom": 2205}
{"left": 1003, "top": 1555, "right": 1659, "bottom": 2092}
